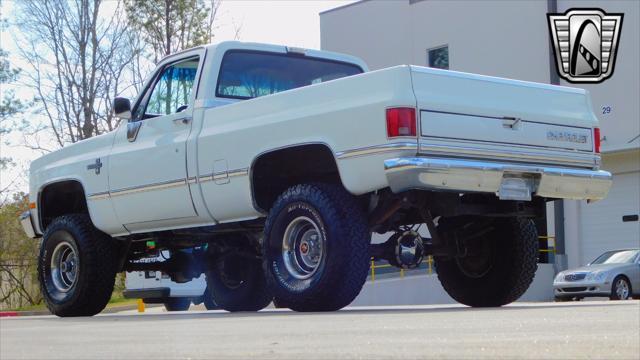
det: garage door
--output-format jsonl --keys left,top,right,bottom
{"left": 580, "top": 171, "right": 640, "bottom": 264}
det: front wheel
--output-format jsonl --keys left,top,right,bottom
{"left": 38, "top": 214, "right": 118, "bottom": 317}
{"left": 610, "top": 276, "right": 631, "bottom": 300}
{"left": 263, "top": 183, "right": 370, "bottom": 312}
{"left": 435, "top": 217, "right": 538, "bottom": 307}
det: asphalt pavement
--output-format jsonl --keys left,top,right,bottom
{"left": 1, "top": 300, "right": 639, "bottom": 359}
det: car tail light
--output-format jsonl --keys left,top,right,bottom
{"left": 594, "top": 127, "right": 601, "bottom": 153}
{"left": 386, "top": 107, "right": 416, "bottom": 137}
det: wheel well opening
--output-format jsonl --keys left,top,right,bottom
{"left": 251, "top": 144, "right": 341, "bottom": 212}
{"left": 40, "top": 180, "right": 88, "bottom": 230}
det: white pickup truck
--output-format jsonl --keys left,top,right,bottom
{"left": 21, "top": 41, "right": 612, "bottom": 316}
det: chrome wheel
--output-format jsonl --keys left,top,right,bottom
{"left": 282, "top": 216, "right": 324, "bottom": 280}
{"left": 615, "top": 278, "right": 630, "bottom": 300}
{"left": 50, "top": 242, "right": 79, "bottom": 293}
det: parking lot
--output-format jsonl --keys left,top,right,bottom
{"left": 1, "top": 300, "right": 638, "bottom": 359}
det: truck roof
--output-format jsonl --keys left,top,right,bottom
{"left": 159, "top": 41, "right": 370, "bottom": 72}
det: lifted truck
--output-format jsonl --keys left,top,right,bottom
{"left": 21, "top": 41, "right": 612, "bottom": 316}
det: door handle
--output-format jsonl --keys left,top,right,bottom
{"left": 173, "top": 116, "right": 192, "bottom": 125}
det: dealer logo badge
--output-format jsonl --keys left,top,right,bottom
{"left": 547, "top": 8, "right": 623, "bottom": 83}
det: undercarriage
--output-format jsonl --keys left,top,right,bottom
{"left": 119, "top": 190, "right": 545, "bottom": 287}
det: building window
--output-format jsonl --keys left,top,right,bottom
{"left": 428, "top": 45, "right": 449, "bottom": 70}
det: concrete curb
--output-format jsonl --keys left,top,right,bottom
{"left": 0, "top": 303, "right": 160, "bottom": 317}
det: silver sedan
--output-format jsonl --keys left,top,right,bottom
{"left": 554, "top": 248, "right": 640, "bottom": 301}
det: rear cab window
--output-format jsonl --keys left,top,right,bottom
{"left": 216, "top": 50, "right": 363, "bottom": 100}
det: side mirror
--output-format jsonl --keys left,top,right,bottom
{"left": 113, "top": 97, "right": 132, "bottom": 120}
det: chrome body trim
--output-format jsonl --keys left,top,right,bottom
{"left": 88, "top": 179, "right": 186, "bottom": 200}
{"left": 384, "top": 157, "right": 612, "bottom": 201}
{"left": 87, "top": 191, "right": 110, "bottom": 201}
{"left": 213, "top": 172, "right": 227, "bottom": 181}
{"left": 335, "top": 142, "right": 418, "bottom": 159}
{"left": 199, "top": 168, "right": 248, "bottom": 183}
{"left": 228, "top": 168, "right": 249, "bottom": 178}
{"left": 418, "top": 141, "right": 599, "bottom": 168}
{"left": 334, "top": 140, "right": 599, "bottom": 169}
{"left": 199, "top": 174, "right": 214, "bottom": 183}
{"left": 87, "top": 168, "right": 249, "bottom": 201}
{"left": 20, "top": 211, "right": 37, "bottom": 238}
{"left": 111, "top": 179, "right": 187, "bottom": 196}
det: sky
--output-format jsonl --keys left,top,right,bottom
{"left": 0, "top": 0, "right": 356, "bottom": 194}
{"left": 214, "top": 0, "right": 355, "bottom": 49}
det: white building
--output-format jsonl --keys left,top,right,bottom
{"left": 321, "top": 0, "right": 640, "bottom": 269}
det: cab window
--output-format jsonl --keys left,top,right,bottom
{"left": 138, "top": 57, "right": 199, "bottom": 119}
{"left": 216, "top": 50, "right": 362, "bottom": 100}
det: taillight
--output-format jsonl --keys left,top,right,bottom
{"left": 594, "top": 127, "right": 601, "bottom": 153}
{"left": 386, "top": 107, "right": 416, "bottom": 137}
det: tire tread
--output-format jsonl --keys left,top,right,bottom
{"left": 264, "top": 183, "right": 370, "bottom": 311}
{"left": 39, "top": 214, "right": 117, "bottom": 317}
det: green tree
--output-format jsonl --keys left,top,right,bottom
{"left": 125, "top": 0, "right": 219, "bottom": 62}
{"left": 0, "top": 49, "right": 25, "bottom": 171}
{"left": 0, "top": 193, "right": 41, "bottom": 310}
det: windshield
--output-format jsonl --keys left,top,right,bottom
{"left": 591, "top": 249, "right": 639, "bottom": 265}
{"left": 216, "top": 50, "right": 363, "bottom": 99}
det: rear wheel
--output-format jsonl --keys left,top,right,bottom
{"left": 164, "top": 297, "right": 191, "bottom": 311}
{"left": 202, "top": 287, "right": 219, "bottom": 310}
{"left": 38, "top": 214, "right": 118, "bottom": 317}
{"left": 435, "top": 217, "right": 538, "bottom": 307}
{"left": 610, "top": 276, "right": 631, "bottom": 300}
{"left": 263, "top": 183, "right": 370, "bottom": 312}
{"left": 206, "top": 254, "right": 271, "bottom": 312}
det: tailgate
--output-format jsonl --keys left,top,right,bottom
{"left": 420, "top": 110, "right": 593, "bottom": 152}
{"left": 410, "top": 66, "right": 598, "bottom": 161}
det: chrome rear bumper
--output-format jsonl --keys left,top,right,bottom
{"left": 384, "top": 157, "right": 612, "bottom": 201}
{"left": 20, "top": 211, "right": 38, "bottom": 238}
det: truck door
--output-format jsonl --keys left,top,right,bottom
{"left": 108, "top": 53, "right": 203, "bottom": 232}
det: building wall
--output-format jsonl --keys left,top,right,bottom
{"left": 567, "top": 149, "right": 640, "bottom": 268}
{"left": 556, "top": 1, "right": 640, "bottom": 267}
{"left": 321, "top": 0, "right": 551, "bottom": 81}
{"left": 557, "top": 0, "right": 640, "bottom": 152}
{"left": 320, "top": 1, "right": 412, "bottom": 71}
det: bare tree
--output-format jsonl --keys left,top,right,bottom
{"left": 15, "top": 0, "right": 142, "bottom": 147}
{"left": 125, "top": 0, "right": 221, "bottom": 62}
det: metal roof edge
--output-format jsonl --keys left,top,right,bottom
{"left": 319, "top": 0, "right": 371, "bottom": 16}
